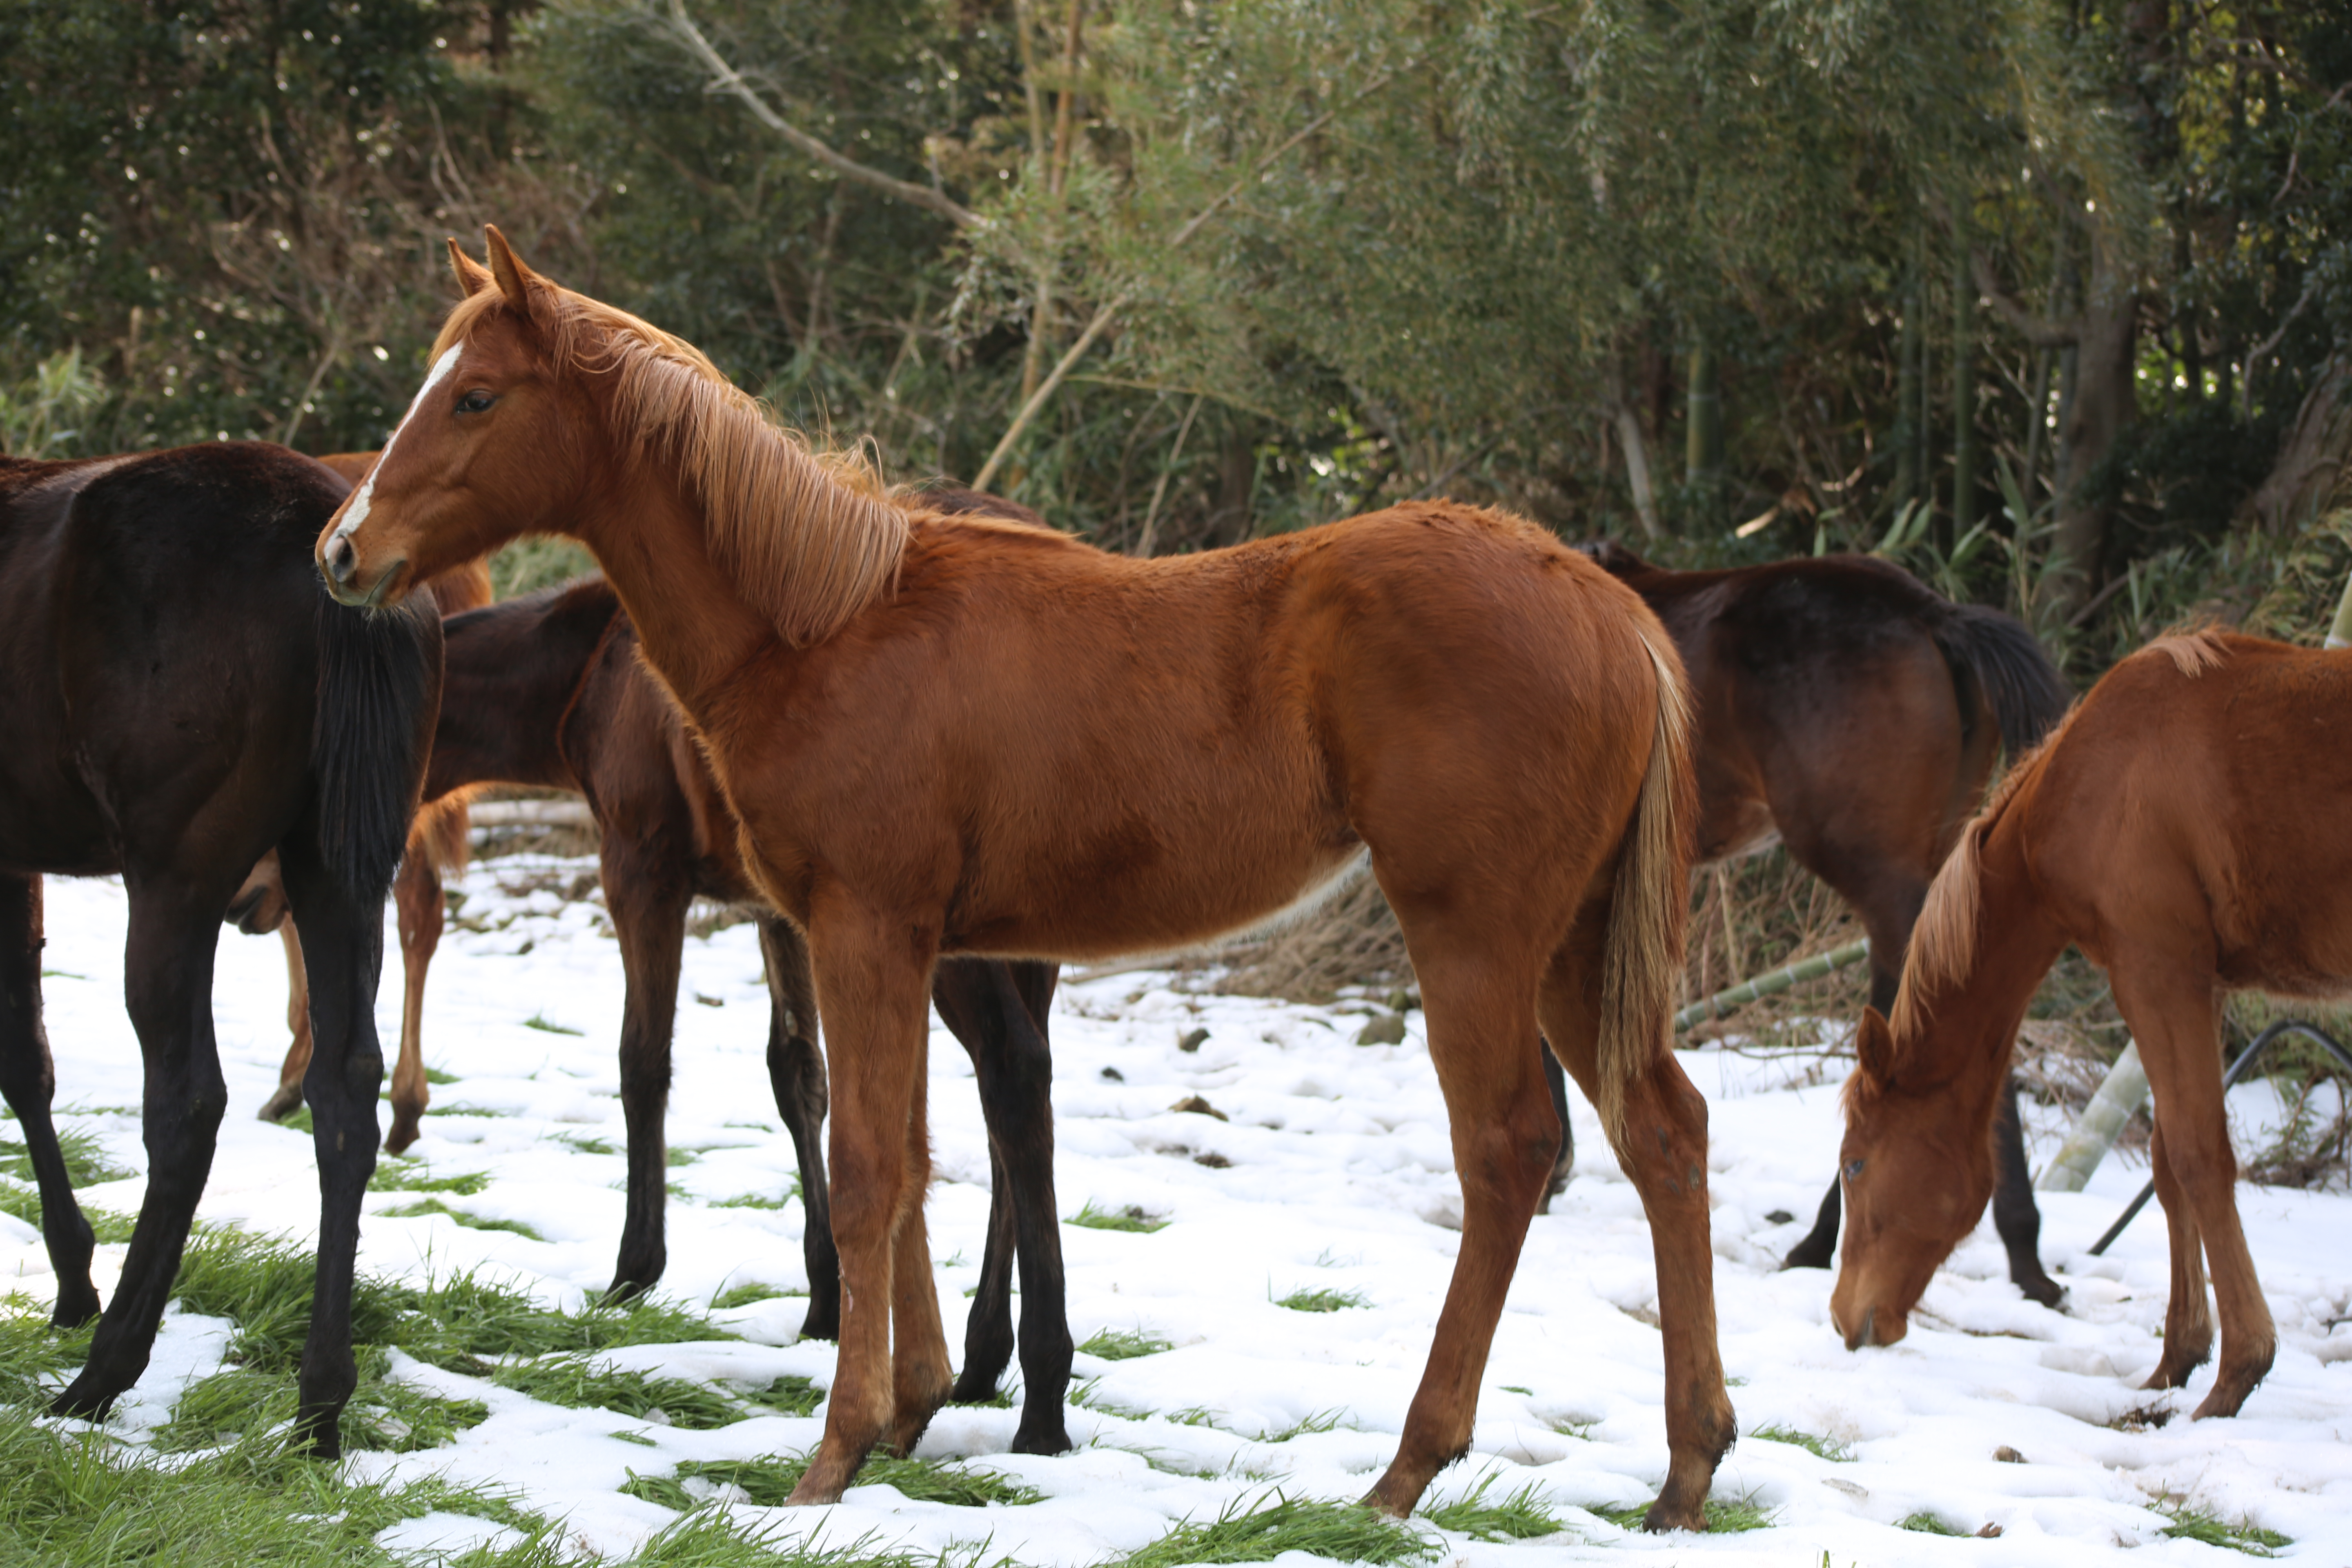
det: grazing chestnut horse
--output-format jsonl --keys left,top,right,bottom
{"left": 241, "top": 448, "right": 491, "bottom": 1154}
{"left": 1835, "top": 629, "right": 2347, "bottom": 1419}
{"left": 374, "top": 564, "right": 1076, "bottom": 1451}
{"left": 0, "top": 443, "right": 438, "bottom": 1453}
{"left": 313, "top": 228, "right": 1730, "bottom": 1526}
{"left": 1564, "top": 545, "right": 2068, "bottom": 1303}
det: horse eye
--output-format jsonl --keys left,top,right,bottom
{"left": 1844, "top": 1158, "right": 1865, "bottom": 1180}
{"left": 454, "top": 389, "right": 497, "bottom": 415}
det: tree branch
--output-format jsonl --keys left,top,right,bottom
{"left": 667, "top": 0, "right": 986, "bottom": 230}
{"left": 1971, "top": 246, "right": 2080, "bottom": 348}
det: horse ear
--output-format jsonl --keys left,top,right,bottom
{"left": 1855, "top": 1006, "right": 1896, "bottom": 1083}
{"left": 448, "top": 238, "right": 496, "bottom": 298}
{"left": 482, "top": 224, "right": 543, "bottom": 316}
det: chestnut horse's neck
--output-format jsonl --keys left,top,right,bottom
{"left": 1879, "top": 790, "right": 2070, "bottom": 1126}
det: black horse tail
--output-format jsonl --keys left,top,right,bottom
{"left": 1932, "top": 604, "right": 2071, "bottom": 757}
{"left": 310, "top": 595, "right": 442, "bottom": 903}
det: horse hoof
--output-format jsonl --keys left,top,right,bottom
{"left": 383, "top": 1116, "right": 422, "bottom": 1156}
{"left": 947, "top": 1370, "right": 1000, "bottom": 1405}
{"left": 2017, "top": 1274, "right": 2065, "bottom": 1310}
{"left": 257, "top": 1083, "right": 305, "bottom": 1123}
{"left": 796, "top": 1307, "right": 840, "bottom": 1343}
{"left": 1011, "top": 1418, "right": 1073, "bottom": 1457}
{"left": 49, "top": 1374, "right": 116, "bottom": 1423}
{"left": 2189, "top": 1385, "right": 2251, "bottom": 1421}
{"left": 1641, "top": 1494, "right": 1708, "bottom": 1533}
{"left": 50, "top": 1286, "right": 101, "bottom": 1330}
{"left": 601, "top": 1276, "right": 653, "bottom": 1307}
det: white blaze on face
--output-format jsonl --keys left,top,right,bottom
{"left": 329, "top": 344, "right": 464, "bottom": 547}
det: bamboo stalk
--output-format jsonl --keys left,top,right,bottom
{"left": 1673, "top": 937, "right": 1871, "bottom": 1033}
{"left": 2035, "top": 1041, "right": 2147, "bottom": 1192}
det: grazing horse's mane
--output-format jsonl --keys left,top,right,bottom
{"left": 433, "top": 286, "right": 909, "bottom": 648}
{"left": 1885, "top": 626, "right": 2238, "bottom": 1049}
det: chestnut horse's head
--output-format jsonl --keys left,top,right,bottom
{"left": 1826, "top": 1005, "right": 1997, "bottom": 1351}
{"left": 316, "top": 227, "right": 604, "bottom": 607}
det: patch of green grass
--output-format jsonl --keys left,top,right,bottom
{"left": 1275, "top": 1287, "right": 1368, "bottom": 1313}
{"left": 557, "top": 1133, "right": 619, "bottom": 1156}
{"left": 281, "top": 1105, "right": 315, "bottom": 1136}
{"left": 624, "top": 1452, "right": 1041, "bottom": 1510}
{"left": 423, "top": 1066, "right": 460, "bottom": 1086}
{"left": 666, "top": 1146, "right": 701, "bottom": 1167}
{"left": 160, "top": 1358, "right": 492, "bottom": 1459}
{"left": 490, "top": 1356, "right": 746, "bottom": 1429}
{"left": 1079, "top": 1327, "right": 1173, "bottom": 1361}
{"left": 152, "top": 1368, "right": 299, "bottom": 1453}
{"left": 1592, "top": 1495, "right": 1775, "bottom": 1533}
{"left": 1120, "top": 1495, "right": 1439, "bottom": 1568}
{"left": 710, "top": 1191, "right": 791, "bottom": 1209}
{"left": 0, "top": 1300, "right": 93, "bottom": 1404}
{"left": 1068, "top": 1200, "right": 1168, "bottom": 1234}
{"left": 378, "top": 1196, "right": 546, "bottom": 1241}
{"left": 523, "top": 1014, "right": 584, "bottom": 1036}
{"left": 1751, "top": 1423, "right": 1853, "bottom": 1462}
{"left": 0, "top": 1182, "right": 136, "bottom": 1243}
{"left": 1425, "top": 1476, "right": 1564, "bottom": 1542}
{"left": 612, "top": 1429, "right": 659, "bottom": 1447}
{"left": 368, "top": 1161, "right": 491, "bottom": 1196}
{"left": 625, "top": 1509, "right": 930, "bottom": 1568}
{"left": 709, "top": 1282, "right": 795, "bottom": 1310}
{"left": 0, "top": 1125, "right": 134, "bottom": 1187}
{"left": 742, "top": 1374, "right": 824, "bottom": 1417}
{"left": 1900, "top": 1511, "right": 1964, "bottom": 1536}
{"left": 1264, "top": 1409, "right": 1349, "bottom": 1441}
{"left": 1549, "top": 1416, "right": 1596, "bottom": 1439}
{"left": 2158, "top": 1503, "right": 2290, "bottom": 1556}
{"left": 0, "top": 1415, "right": 559, "bottom": 1568}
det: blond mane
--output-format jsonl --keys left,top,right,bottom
{"left": 1886, "top": 696, "right": 2080, "bottom": 1041}
{"left": 435, "top": 287, "right": 907, "bottom": 647}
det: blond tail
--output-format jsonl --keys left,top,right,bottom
{"left": 1595, "top": 624, "right": 1695, "bottom": 1143}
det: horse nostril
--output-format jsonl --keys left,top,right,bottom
{"left": 1844, "top": 1306, "right": 1875, "bottom": 1352}
{"left": 324, "top": 534, "right": 356, "bottom": 585}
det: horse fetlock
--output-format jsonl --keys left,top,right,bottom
{"left": 257, "top": 1080, "right": 305, "bottom": 1122}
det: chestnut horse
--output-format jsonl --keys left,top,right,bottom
{"left": 1564, "top": 545, "right": 2068, "bottom": 1303}
{"left": 239, "top": 448, "right": 491, "bottom": 1153}
{"left": 369, "top": 565, "right": 1077, "bottom": 1451}
{"left": 0, "top": 443, "right": 438, "bottom": 1452}
{"left": 311, "top": 229, "right": 1731, "bottom": 1525}
{"left": 1835, "top": 629, "right": 2348, "bottom": 1419}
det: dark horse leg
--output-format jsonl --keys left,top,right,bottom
{"left": 1991, "top": 1077, "right": 2061, "bottom": 1305}
{"left": 934, "top": 958, "right": 1071, "bottom": 1455}
{"left": 52, "top": 871, "right": 236, "bottom": 1423}
{"left": 0, "top": 875, "right": 100, "bottom": 1327}
{"left": 1534, "top": 1042, "right": 1573, "bottom": 1215}
{"left": 277, "top": 828, "right": 389, "bottom": 1453}
{"left": 757, "top": 917, "right": 839, "bottom": 1341}
{"left": 604, "top": 858, "right": 691, "bottom": 1302}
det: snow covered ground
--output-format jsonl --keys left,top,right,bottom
{"left": 7, "top": 856, "right": 2352, "bottom": 1565}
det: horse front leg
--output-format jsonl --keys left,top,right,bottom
{"left": 0, "top": 875, "right": 99, "bottom": 1327}
{"left": 757, "top": 917, "right": 838, "bottom": 1340}
{"left": 2141, "top": 1119, "right": 2213, "bottom": 1390}
{"left": 786, "top": 904, "right": 938, "bottom": 1505}
{"left": 55, "top": 875, "right": 233, "bottom": 1422}
{"left": 606, "top": 862, "right": 690, "bottom": 1301}
{"left": 1990, "top": 1076, "right": 2062, "bottom": 1306}
{"left": 383, "top": 849, "right": 445, "bottom": 1155}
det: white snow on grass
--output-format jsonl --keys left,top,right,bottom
{"left": 9, "top": 857, "right": 2352, "bottom": 1564}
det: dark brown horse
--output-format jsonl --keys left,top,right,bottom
{"left": 1541, "top": 544, "right": 2068, "bottom": 1306}
{"left": 0, "top": 443, "right": 439, "bottom": 1453}
{"left": 1836, "top": 630, "right": 2349, "bottom": 1419}
{"left": 312, "top": 229, "right": 1729, "bottom": 1528}
{"left": 373, "top": 558, "right": 1076, "bottom": 1452}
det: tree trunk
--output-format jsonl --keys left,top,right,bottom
{"left": 1605, "top": 354, "right": 1661, "bottom": 538}
{"left": 2238, "top": 354, "right": 2352, "bottom": 535}
{"left": 1893, "top": 238, "right": 1924, "bottom": 511}
{"left": 1686, "top": 336, "right": 1723, "bottom": 528}
{"left": 1951, "top": 218, "right": 1979, "bottom": 541}
{"left": 2050, "top": 222, "right": 2137, "bottom": 612}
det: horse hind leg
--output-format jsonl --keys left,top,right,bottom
{"left": 0, "top": 874, "right": 100, "bottom": 1328}
{"left": 1534, "top": 932, "right": 1733, "bottom": 1532}
{"left": 1534, "top": 1042, "right": 1573, "bottom": 1215}
{"left": 758, "top": 917, "right": 838, "bottom": 1340}
{"left": 1361, "top": 937, "right": 1560, "bottom": 1518}
{"left": 383, "top": 849, "right": 445, "bottom": 1154}
{"left": 881, "top": 1061, "right": 955, "bottom": 1457}
{"left": 258, "top": 920, "right": 314, "bottom": 1123}
{"left": 55, "top": 873, "right": 236, "bottom": 1423}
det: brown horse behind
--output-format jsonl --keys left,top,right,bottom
{"left": 1834, "top": 630, "right": 2352, "bottom": 1419}
{"left": 308, "top": 227, "right": 1732, "bottom": 1526}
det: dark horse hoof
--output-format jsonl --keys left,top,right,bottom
{"left": 796, "top": 1303, "right": 840, "bottom": 1343}
{"left": 49, "top": 1284, "right": 101, "bottom": 1331}
{"left": 601, "top": 1275, "right": 655, "bottom": 1308}
{"left": 2016, "top": 1270, "right": 2066, "bottom": 1310}
{"left": 49, "top": 1372, "right": 118, "bottom": 1423}
{"left": 256, "top": 1081, "right": 305, "bottom": 1123}
{"left": 1011, "top": 1416, "right": 1074, "bottom": 1456}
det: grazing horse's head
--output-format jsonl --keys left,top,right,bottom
{"left": 316, "top": 227, "right": 604, "bottom": 608}
{"left": 1826, "top": 1005, "right": 1997, "bottom": 1352}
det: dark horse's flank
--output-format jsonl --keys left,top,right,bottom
{"left": 412, "top": 564, "right": 1074, "bottom": 1453}
{"left": 1545, "top": 545, "right": 2069, "bottom": 1304}
{"left": 0, "top": 443, "right": 439, "bottom": 1453}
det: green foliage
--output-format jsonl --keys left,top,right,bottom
{"left": 2159, "top": 1503, "right": 2291, "bottom": 1556}
{"left": 1068, "top": 1200, "right": 1168, "bottom": 1233}
{"left": 1078, "top": 1327, "right": 1173, "bottom": 1361}
{"left": 368, "top": 1161, "right": 492, "bottom": 1196}
{"left": 0, "top": 351, "right": 104, "bottom": 457}
{"left": 1750, "top": 1424, "right": 1853, "bottom": 1462}
{"left": 709, "top": 1282, "right": 795, "bottom": 1310}
{"left": 489, "top": 1355, "right": 745, "bottom": 1429}
{"left": 1592, "top": 1495, "right": 1774, "bottom": 1532}
{"left": 1274, "top": 1287, "right": 1368, "bottom": 1313}
{"left": 378, "top": 1196, "right": 546, "bottom": 1241}
{"left": 0, "top": 1183, "right": 136, "bottom": 1244}
{"left": 1117, "top": 1496, "right": 1438, "bottom": 1568}
{"left": 1423, "top": 1476, "right": 1564, "bottom": 1542}
{"left": 0, "top": 1124, "right": 133, "bottom": 1187}
{"left": 624, "top": 1453, "right": 1041, "bottom": 1510}
{"left": 1900, "top": 1510, "right": 1964, "bottom": 1535}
